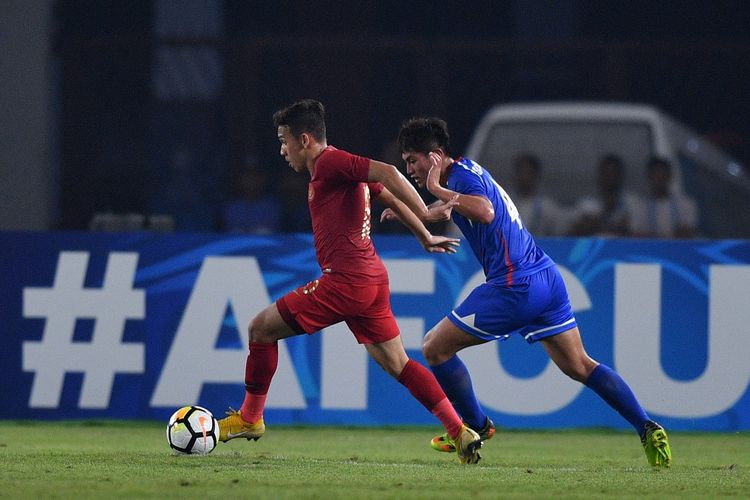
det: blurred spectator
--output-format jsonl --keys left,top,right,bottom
{"left": 156, "top": 145, "right": 221, "bottom": 232}
{"left": 89, "top": 212, "right": 175, "bottom": 232}
{"left": 509, "top": 153, "right": 567, "bottom": 236}
{"left": 568, "top": 154, "right": 638, "bottom": 237}
{"left": 221, "top": 159, "right": 282, "bottom": 234}
{"left": 630, "top": 157, "right": 698, "bottom": 239}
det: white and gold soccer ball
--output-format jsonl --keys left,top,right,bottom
{"left": 166, "top": 405, "right": 219, "bottom": 455}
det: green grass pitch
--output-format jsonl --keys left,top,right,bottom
{"left": 1, "top": 421, "right": 748, "bottom": 499}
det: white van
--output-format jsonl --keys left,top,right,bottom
{"left": 464, "top": 102, "right": 750, "bottom": 238}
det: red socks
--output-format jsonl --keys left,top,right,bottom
{"left": 240, "top": 341, "right": 278, "bottom": 423}
{"left": 239, "top": 347, "right": 463, "bottom": 439}
{"left": 397, "top": 359, "right": 464, "bottom": 439}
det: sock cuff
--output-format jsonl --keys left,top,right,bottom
{"left": 249, "top": 341, "right": 279, "bottom": 353}
{"left": 584, "top": 363, "right": 607, "bottom": 386}
{"left": 397, "top": 359, "right": 418, "bottom": 385}
{"left": 431, "top": 354, "right": 462, "bottom": 374}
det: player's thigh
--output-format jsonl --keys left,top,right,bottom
{"left": 520, "top": 266, "right": 577, "bottom": 343}
{"left": 423, "top": 317, "right": 487, "bottom": 365}
{"left": 344, "top": 282, "right": 400, "bottom": 344}
{"left": 364, "top": 336, "right": 409, "bottom": 378}
{"left": 276, "top": 276, "right": 349, "bottom": 335}
{"left": 450, "top": 281, "right": 536, "bottom": 341}
{"left": 250, "top": 302, "right": 299, "bottom": 343}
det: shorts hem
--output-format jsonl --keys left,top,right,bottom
{"left": 523, "top": 319, "right": 577, "bottom": 344}
{"left": 276, "top": 297, "right": 306, "bottom": 333}
{"left": 448, "top": 311, "right": 507, "bottom": 342}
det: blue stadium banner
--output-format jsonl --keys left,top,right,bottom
{"left": 1, "top": 231, "right": 749, "bottom": 431}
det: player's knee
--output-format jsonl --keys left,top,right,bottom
{"left": 422, "top": 336, "right": 444, "bottom": 366}
{"left": 560, "top": 358, "right": 596, "bottom": 383}
{"left": 381, "top": 361, "right": 402, "bottom": 378}
{"left": 248, "top": 313, "right": 272, "bottom": 344}
{"left": 563, "top": 365, "right": 586, "bottom": 383}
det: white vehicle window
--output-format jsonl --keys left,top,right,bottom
{"left": 477, "top": 121, "right": 654, "bottom": 205}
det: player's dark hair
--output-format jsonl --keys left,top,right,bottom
{"left": 273, "top": 99, "right": 326, "bottom": 141}
{"left": 397, "top": 117, "right": 452, "bottom": 156}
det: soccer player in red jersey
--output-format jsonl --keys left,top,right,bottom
{"left": 218, "top": 99, "right": 482, "bottom": 464}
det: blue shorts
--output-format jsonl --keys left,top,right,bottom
{"left": 448, "top": 266, "right": 576, "bottom": 343}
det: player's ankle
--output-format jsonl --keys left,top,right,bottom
{"left": 448, "top": 426, "right": 464, "bottom": 440}
{"left": 240, "top": 408, "right": 262, "bottom": 423}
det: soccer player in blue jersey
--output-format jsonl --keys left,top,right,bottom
{"left": 384, "top": 117, "right": 672, "bottom": 467}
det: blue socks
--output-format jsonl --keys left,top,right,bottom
{"left": 432, "top": 358, "right": 649, "bottom": 437}
{"left": 585, "top": 364, "right": 650, "bottom": 437}
{"left": 430, "top": 355, "right": 487, "bottom": 431}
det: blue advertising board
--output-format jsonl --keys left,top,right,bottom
{"left": 1, "top": 231, "right": 749, "bottom": 431}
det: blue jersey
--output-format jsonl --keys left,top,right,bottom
{"left": 447, "top": 157, "right": 554, "bottom": 285}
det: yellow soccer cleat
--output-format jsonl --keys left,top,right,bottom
{"left": 431, "top": 417, "right": 495, "bottom": 453}
{"left": 218, "top": 408, "right": 265, "bottom": 443}
{"left": 642, "top": 421, "right": 672, "bottom": 468}
{"left": 446, "top": 425, "right": 482, "bottom": 464}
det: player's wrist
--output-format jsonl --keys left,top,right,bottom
{"left": 432, "top": 185, "right": 457, "bottom": 203}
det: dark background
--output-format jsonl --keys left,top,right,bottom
{"left": 53, "top": 1, "right": 750, "bottom": 231}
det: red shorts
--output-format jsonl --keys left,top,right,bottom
{"left": 276, "top": 274, "right": 400, "bottom": 344}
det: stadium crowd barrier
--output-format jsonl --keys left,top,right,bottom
{"left": 2, "top": 231, "right": 748, "bottom": 431}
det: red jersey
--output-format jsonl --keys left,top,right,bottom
{"left": 308, "top": 146, "right": 388, "bottom": 284}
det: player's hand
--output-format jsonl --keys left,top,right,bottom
{"left": 421, "top": 234, "right": 461, "bottom": 254}
{"left": 423, "top": 195, "right": 459, "bottom": 222}
{"left": 425, "top": 152, "right": 442, "bottom": 195}
{"left": 380, "top": 208, "right": 399, "bottom": 223}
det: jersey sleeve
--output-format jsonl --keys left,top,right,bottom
{"left": 316, "top": 149, "right": 371, "bottom": 183}
{"left": 449, "top": 164, "right": 487, "bottom": 197}
{"left": 367, "top": 182, "right": 384, "bottom": 199}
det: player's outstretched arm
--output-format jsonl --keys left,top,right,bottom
{"left": 380, "top": 199, "right": 456, "bottom": 224}
{"left": 425, "top": 156, "right": 494, "bottom": 224}
{"left": 368, "top": 160, "right": 457, "bottom": 223}
{"left": 377, "top": 188, "right": 460, "bottom": 254}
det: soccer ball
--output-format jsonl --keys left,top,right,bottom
{"left": 166, "top": 405, "right": 219, "bottom": 455}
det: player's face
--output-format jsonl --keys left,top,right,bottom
{"left": 277, "top": 126, "right": 307, "bottom": 173}
{"left": 401, "top": 151, "right": 430, "bottom": 188}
